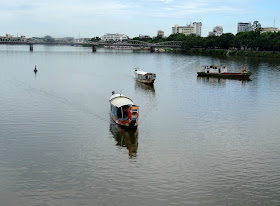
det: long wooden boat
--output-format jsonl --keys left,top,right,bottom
{"left": 109, "top": 92, "right": 139, "bottom": 128}
{"left": 134, "top": 67, "right": 156, "bottom": 84}
{"left": 197, "top": 65, "right": 251, "bottom": 79}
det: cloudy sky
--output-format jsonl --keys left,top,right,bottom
{"left": 0, "top": 0, "right": 279, "bottom": 38}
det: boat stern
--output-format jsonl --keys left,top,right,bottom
{"left": 130, "top": 106, "right": 139, "bottom": 127}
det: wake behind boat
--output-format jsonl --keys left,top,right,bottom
{"left": 135, "top": 67, "right": 156, "bottom": 84}
{"left": 109, "top": 91, "right": 139, "bottom": 128}
{"left": 197, "top": 65, "right": 251, "bottom": 79}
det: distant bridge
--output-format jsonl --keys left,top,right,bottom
{"left": 0, "top": 39, "right": 183, "bottom": 52}
{"left": 100, "top": 40, "right": 182, "bottom": 48}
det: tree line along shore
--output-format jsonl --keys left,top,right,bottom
{"left": 132, "top": 30, "right": 280, "bottom": 58}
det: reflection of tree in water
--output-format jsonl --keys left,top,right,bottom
{"left": 109, "top": 121, "right": 139, "bottom": 158}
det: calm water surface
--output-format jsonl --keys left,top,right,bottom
{"left": 0, "top": 45, "right": 280, "bottom": 206}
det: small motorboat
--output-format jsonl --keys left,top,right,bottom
{"left": 109, "top": 91, "right": 139, "bottom": 128}
{"left": 197, "top": 65, "right": 251, "bottom": 79}
{"left": 134, "top": 67, "right": 156, "bottom": 84}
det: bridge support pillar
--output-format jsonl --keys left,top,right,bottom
{"left": 92, "top": 45, "right": 96, "bottom": 52}
{"left": 30, "top": 44, "right": 33, "bottom": 52}
{"left": 150, "top": 46, "right": 155, "bottom": 53}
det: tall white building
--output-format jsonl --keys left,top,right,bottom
{"left": 193, "top": 22, "right": 202, "bottom": 36}
{"left": 237, "top": 22, "right": 252, "bottom": 33}
{"left": 101, "top": 33, "right": 129, "bottom": 41}
{"left": 172, "top": 22, "right": 202, "bottom": 36}
{"left": 208, "top": 26, "right": 223, "bottom": 36}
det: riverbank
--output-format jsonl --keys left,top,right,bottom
{"left": 188, "top": 48, "right": 280, "bottom": 58}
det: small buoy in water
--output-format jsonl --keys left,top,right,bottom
{"left": 34, "top": 65, "right": 37, "bottom": 73}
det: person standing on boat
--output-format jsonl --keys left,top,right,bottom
{"left": 34, "top": 65, "right": 37, "bottom": 73}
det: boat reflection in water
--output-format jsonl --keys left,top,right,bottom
{"left": 197, "top": 76, "right": 226, "bottom": 86}
{"left": 197, "top": 76, "right": 250, "bottom": 86}
{"left": 109, "top": 120, "right": 139, "bottom": 158}
{"left": 134, "top": 81, "right": 155, "bottom": 94}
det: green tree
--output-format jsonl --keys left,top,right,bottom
{"left": 204, "top": 35, "right": 219, "bottom": 49}
{"left": 91, "top": 36, "right": 101, "bottom": 42}
{"left": 166, "top": 33, "right": 187, "bottom": 41}
{"left": 217, "top": 33, "right": 234, "bottom": 49}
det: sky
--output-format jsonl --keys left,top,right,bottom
{"left": 0, "top": 0, "right": 279, "bottom": 38}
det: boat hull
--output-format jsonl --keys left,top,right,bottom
{"left": 111, "top": 115, "right": 138, "bottom": 128}
{"left": 197, "top": 72, "right": 251, "bottom": 79}
{"left": 135, "top": 78, "right": 155, "bottom": 84}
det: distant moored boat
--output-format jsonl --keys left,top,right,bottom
{"left": 197, "top": 65, "right": 251, "bottom": 79}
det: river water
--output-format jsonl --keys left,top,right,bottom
{"left": 0, "top": 45, "right": 280, "bottom": 206}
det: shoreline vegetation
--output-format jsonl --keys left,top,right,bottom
{"left": 187, "top": 48, "right": 280, "bottom": 58}
{"left": 131, "top": 30, "right": 280, "bottom": 58}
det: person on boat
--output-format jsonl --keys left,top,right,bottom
{"left": 34, "top": 65, "right": 37, "bottom": 73}
{"left": 123, "top": 106, "right": 129, "bottom": 119}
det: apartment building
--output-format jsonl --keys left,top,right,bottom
{"left": 172, "top": 22, "right": 202, "bottom": 36}
{"left": 208, "top": 26, "right": 223, "bottom": 36}
{"left": 237, "top": 22, "right": 252, "bottom": 33}
{"left": 101, "top": 33, "right": 129, "bottom": 41}
{"left": 261, "top": 27, "right": 279, "bottom": 33}
{"left": 157, "top": 30, "right": 164, "bottom": 37}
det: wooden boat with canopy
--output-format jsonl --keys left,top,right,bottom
{"left": 197, "top": 65, "right": 251, "bottom": 79}
{"left": 109, "top": 91, "right": 139, "bottom": 128}
{"left": 134, "top": 67, "right": 156, "bottom": 84}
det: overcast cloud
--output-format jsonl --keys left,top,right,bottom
{"left": 0, "top": 0, "right": 279, "bottom": 38}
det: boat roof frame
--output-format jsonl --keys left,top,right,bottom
{"left": 109, "top": 94, "right": 136, "bottom": 108}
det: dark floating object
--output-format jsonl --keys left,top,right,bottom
{"left": 34, "top": 65, "right": 37, "bottom": 73}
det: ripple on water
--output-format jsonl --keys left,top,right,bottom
{"left": 1, "top": 47, "right": 280, "bottom": 205}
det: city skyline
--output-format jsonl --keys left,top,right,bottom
{"left": 0, "top": 0, "right": 279, "bottom": 38}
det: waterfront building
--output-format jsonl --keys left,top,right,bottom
{"left": 213, "top": 26, "right": 223, "bottom": 36}
{"left": 208, "top": 32, "right": 215, "bottom": 36}
{"left": 139, "top": 34, "right": 151, "bottom": 39}
{"left": 101, "top": 33, "right": 129, "bottom": 42}
{"left": 157, "top": 30, "right": 164, "bottom": 37}
{"left": 0, "top": 35, "right": 26, "bottom": 42}
{"left": 237, "top": 22, "right": 252, "bottom": 33}
{"left": 261, "top": 27, "right": 279, "bottom": 33}
{"left": 74, "top": 38, "right": 91, "bottom": 43}
{"left": 208, "top": 26, "right": 223, "bottom": 36}
{"left": 172, "top": 24, "right": 194, "bottom": 35}
{"left": 172, "top": 22, "right": 202, "bottom": 36}
{"left": 62, "top": 37, "right": 75, "bottom": 43}
{"left": 6, "top": 34, "right": 14, "bottom": 38}
{"left": 193, "top": 22, "right": 202, "bottom": 36}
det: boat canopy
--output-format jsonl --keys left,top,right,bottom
{"left": 135, "top": 70, "right": 148, "bottom": 75}
{"left": 110, "top": 93, "right": 125, "bottom": 101}
{"left": 110, "top": 94, "right": 135, "bottom": 107}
